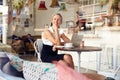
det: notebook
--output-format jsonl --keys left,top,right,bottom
{"left": 70, "top": 33, "right": 83, "bottom": 47}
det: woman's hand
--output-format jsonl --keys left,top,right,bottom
{"left": 53, "top": 24, "right": 59, "bottom": 32}
{"left": 52, "top": 45, "right": 57, "bottom": 51}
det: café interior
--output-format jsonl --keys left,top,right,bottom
{"left": 0, "top": 0, "right": 120, "bottom": 80}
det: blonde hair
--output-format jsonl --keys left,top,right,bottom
{"left": 51, "top": 13, "right": 63, "bottom": 23}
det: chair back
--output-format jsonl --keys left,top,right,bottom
{"left": 34, "top": 39, "right": 43, "bottom": 61}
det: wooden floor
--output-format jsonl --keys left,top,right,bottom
{"left": 19, "top": 54, "right": 37, "bottom": 61}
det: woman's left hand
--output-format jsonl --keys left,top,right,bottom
{"left": 52, "top": 45, "right": 57, "bottom": 51}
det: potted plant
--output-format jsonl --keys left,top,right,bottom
{"left": 111, "top": 0, "right": 120, "bottom": 14}
{"left": 99, "top": 0, "right": 109, "bottom": 8}
{"left": 7, "top": 0, "right": 26, "bottom": 15}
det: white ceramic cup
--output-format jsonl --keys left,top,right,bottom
{"left": 64, "top": 43, "right": 73, "bottom": 48}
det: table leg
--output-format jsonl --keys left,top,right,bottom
{"left": 77, "top": 52, "right": 81, "bottom": 72}
{"left": 97, "top": 51, "right": 101, "bottom": 71}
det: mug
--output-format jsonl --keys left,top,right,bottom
{"left": 64, "top": 43, "right": 73, "bottom": 48}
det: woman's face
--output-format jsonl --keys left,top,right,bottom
{"left": 52, "top": 14, "right": 62, "bottom": 27}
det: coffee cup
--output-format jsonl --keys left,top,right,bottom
{"left": 64, "top": 43, "right": 73, "bottom": 48}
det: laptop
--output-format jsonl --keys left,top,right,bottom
{"left": 70, "top": 33, "right": 83, "bottom": 47}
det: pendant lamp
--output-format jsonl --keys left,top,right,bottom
{"left": 12, "top": 9, "right": 17, "bottom": 19}
{"left": 38, "top": 0, "right": 47, "bottom": 10}
{"left": 67, "top": 0, "right": 79, "bottom": 4}
{"left": 59, "top": 3, "right": 67, "bottom": 11}
{"left": 50, "top": 0, "right": 60, "bottom": 8}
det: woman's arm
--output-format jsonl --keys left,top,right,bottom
{"left": 43, "top": 29, "right": 61, "bottom": 46}
{"left": 54, "top": 28, "right": 61, "bottom": 45}
{"left": 60, "top": 33, "right": 70, "bottom": 45}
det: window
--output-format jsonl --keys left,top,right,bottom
{"left": 0, "top": 0, "right": 3, "bottom": 5}
{"left": 95, "top": 0, "right": 99, "bottom": 4}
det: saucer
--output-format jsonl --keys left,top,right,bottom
{"left": 56, "top": 46, "right": 64, "bottom": 48}
{"left": 64, "top": 46, "right": 73, "bottom": 49}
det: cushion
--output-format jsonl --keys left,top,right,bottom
{"left": 2, "top": 62, "right": 24, "bottom": 78}
{"left": 23, "top": 61, "right": 58, "bottom": 80}
{"left": 0, "top": 76, "right": 6, "bottom": 80}
{"left": 6, "top": 53, "right": 23, "bottom": 72}
{"left": 0, "top": 52, "right": 9, "bottom": 69}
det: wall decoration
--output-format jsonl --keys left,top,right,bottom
{"left": 59, "top": 2, "right": 67, "bottom": 11}
{"left": 24, "top": 18, "right": 29, "bottom": 27}
{"left": 50, "top": 0, "right": 60, "bottom": 8}
{"left": 38, "top": 0, "right": 47, "bottom": 10}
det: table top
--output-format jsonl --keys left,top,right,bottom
{"left": 57, "top": 46, "right": 102, "bottom": 52}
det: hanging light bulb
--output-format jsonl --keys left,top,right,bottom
{"left": 50, "top": 0, "right": 60, "bottom": 8}
{"left": 12, "top": 9, "right": 17, "bottom": 19}
{"left": 67, "top": 0, "right": 79, "bottom": 4}
{"left": 59, "top": 3, "right": 67, "bottom": 11}
{"left": 38, "top": 0, "right": 47, "bottom": 10}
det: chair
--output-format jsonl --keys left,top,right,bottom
{"left": 33, "top": 39, "right": 43, "bottom": 62}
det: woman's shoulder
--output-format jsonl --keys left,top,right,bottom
{"left": 44, "top": 29, "right": 51, "bottom": 34}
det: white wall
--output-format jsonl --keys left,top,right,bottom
{"left": 33, "top": 0, "right": 79, "bottom": 35}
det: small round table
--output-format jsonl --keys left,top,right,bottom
{"left": 57, "top": 46, "right": 102, "bottom": 72}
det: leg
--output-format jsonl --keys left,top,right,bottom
{"left": 63, "top": 54, "right": 74, "bottom": 69}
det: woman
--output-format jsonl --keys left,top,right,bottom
{"left": 41, "top": 13, "right": 74, "bottom": 69}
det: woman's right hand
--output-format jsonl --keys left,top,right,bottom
{"left": 53, "top": 24, "right": 59, "bottom": 31}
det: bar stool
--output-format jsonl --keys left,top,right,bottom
{"left": 104, "top": 44, "right": 117, "bottom": 70}
{"left": 98, "top": 44, "right": 119, "bottom": 79}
